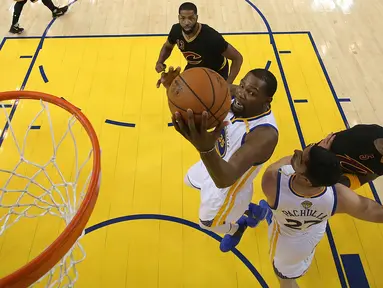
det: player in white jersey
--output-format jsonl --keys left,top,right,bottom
{"left": 158, "top": 66, "right": 279, "bottom": 251}
{"left": 260, "top": 144, "right": 383, "bottom": 288}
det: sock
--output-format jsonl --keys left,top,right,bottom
{"left": 12, "top": 0, "right": 27, "bottom": 26}
{"left": 227, "top": 223, "right": 239, "bottom": 235}
{"left": 41, "top": 0, "right": 57, "bottom": 12}
{"left": 199, "top": 221, "right": 239, "bottom": 235}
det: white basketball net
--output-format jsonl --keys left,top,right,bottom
{"left": 0, "top": 98, "right": 95, "bottom": 287}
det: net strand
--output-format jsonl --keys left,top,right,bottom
{"left": 0, "top": 98, "right": 94, "bottom": 287}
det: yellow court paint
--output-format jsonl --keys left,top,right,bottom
{"left": 0, "top": 33, "right": 382, "bottom": 287}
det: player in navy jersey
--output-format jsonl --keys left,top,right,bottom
{"left": 318, "top": 124, "right": 383, "bottom": 190}
{"left": 155, "top": 2, "right": 243, "bottom": 85}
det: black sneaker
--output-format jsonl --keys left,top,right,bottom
{"left": 52, "top": 5, "right": 68, "bottom": 18}
{"left": 9, "top": 24, "right": 24, "bottom": 34}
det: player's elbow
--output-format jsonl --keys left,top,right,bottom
{"left": 164, "top": 41, "right": 174, "bottom": 51}
{"left": 232, "top": 52, "right": 243, "bottom": 63}
{"left": 238, "top": 53, "right": 243, "bottom": 62}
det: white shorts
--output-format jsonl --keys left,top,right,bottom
{"left": 268, "top": 218, "right": 326, "bottom": 279}
{"left": 185, "top": 161, "right": 255, "bottom": 226}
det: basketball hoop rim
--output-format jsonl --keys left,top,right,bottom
{"left": 0, "top": 91, "right": 101, "bottom": 288}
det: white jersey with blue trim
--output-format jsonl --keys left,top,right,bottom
{"left": 271, "top": 165, "right": 337, "bottom": 237}
{"left": 215, "top": 108, "right": 278, "bottom": 163}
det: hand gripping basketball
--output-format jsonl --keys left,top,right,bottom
{"left": 172, "top": 109, "right": 228, "bottom": 153}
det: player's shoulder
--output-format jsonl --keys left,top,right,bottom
{"left": 169, "top": 23, "right": 182, "bottom": 34}
{"left": 200, "top": 23, "right": 222, "bottom": 36}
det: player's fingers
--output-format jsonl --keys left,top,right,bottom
{"left": 171, "top": 115, "right": 181, "bottom": 132}
{"left": 174, "top": 112, "right": 190, "bottom": 137}
{"left": 325, "top": 132, "right": 334, "bottom": 142}
{"left": 201, "top": 111, "right": 208, "bottom": 132}
{"left": 173, "top": 66, "right": 181, "bottom": 75}
{"left": 187, "top": 109, "right": 197, "bottom": 133}
{"left": 156, "top": 78, "right": 162, "bottom": 88}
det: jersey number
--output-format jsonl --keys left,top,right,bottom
{"left": 284, "top": 219, "right": 322, "bottom": 230}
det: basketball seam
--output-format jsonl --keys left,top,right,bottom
{"left": 178, "top": 74, "right": 220, "bottom": 123}
{"left": 202, "top": 68, "right": 216, "bottom": 111}
{"left": 168, "top": 97, "right": 203, "bottom": 115}
{"left": 207, "top": 86, "right": 230, "bottom": 121}
{"left": 208, "top": 107, "right": 231, "bottom": 127}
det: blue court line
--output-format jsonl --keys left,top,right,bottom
{"left": 0, "top": 0, "right": 79, "bottom": 146}
{"left": 39, "top": 65, "right": 49, "bottom": 83}
{"left": 265, "top": 60, "right": 271, "bottom": 70}
{"left": 30, "top": 125, "right": 41, "bottom": 130}
{"left": 293, "top": 99, "right": 308, "bottom": 103}
{"left": 341, "top": 254, "right": 369, "bottom": 287}
{"left": 245, "top": 1, "right": 348, "bottom": 287}
{"left": 85, "top": 214, "right": 268, "bottom": 288}
{"left": 338, "top": 98, "right": 351, "bottom": 102}
{"left": 279, "top": 51, "right": 291, "bottom": 54}
{"left": 3, "top": 31, "right": 311, "bottom": 40}
{"left": 0, "top": 38, "right": 6, "bottom": 51}
{"left": 307, "top": 33, "right": 349, "bottom": 129}
{"left": 307, "top": 32, "right": 381, "bottom": 205}
{"left": 20, "top": 55, "right": 33, "bottom": 59}
{"left": 0, "top": 17, "right": 57, "bottom": 147}
{"left": 1, "top": 104, "right": 13, "bottom": 108}
{"left": 105, "top": 119, "right": 136, "bottom": 127}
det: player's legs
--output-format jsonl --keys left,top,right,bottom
{"left": 10, "top": 0, "right": 27, "bottom": 34}
{"left": 198, "top": 180, "right": 253, "bottom": 235}
{"left": 278, "top": 278, "right": 299, "bottom": 288}
{"left": 268, "top": 220, "right": 323, "bottom": 282}
{"left": 40, "top": 0, "right": 68, "bottom": 18}
{"left": 184, "top": 162, "right": 241, "bottom": 233}
{"left": 184, "top": 161, "right": 207, "bottom": 190}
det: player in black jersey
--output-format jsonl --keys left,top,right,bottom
{"left": 318, "top": 124, "right": 383, "bottom": 190}
{"left": 155, "top": 2, "right": 243, "bottom": 85}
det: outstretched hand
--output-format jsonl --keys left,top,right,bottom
{"left": 318, "top": 132, "right": 336, "bottom": 150}
{"left": 156, "top": 66, "right": 181, "bottom": 89}
{"left": 171, "top": 109, "right": 228, "bottom": 153}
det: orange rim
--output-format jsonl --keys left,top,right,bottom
{"left": 0, "top": 91, "right": 101, "bottom": 288}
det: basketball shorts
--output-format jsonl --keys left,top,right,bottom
{"left": 185, "top": 160, "right": 254, "bottom": 226}
{"left": 268, "top": 218, "right": 326, "bottom": 279}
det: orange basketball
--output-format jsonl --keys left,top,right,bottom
{"left": 167, "top": 67, "right": 231, "bottom": 129}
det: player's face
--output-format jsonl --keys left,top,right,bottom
{"left": 232, "top": 73, "right": 271, "bottom": 116}
{"left": 178, "top": 10, "right": 198, "bottom": 34}
{"left": 291, "top": 145, "right": 314, "bottom": 174}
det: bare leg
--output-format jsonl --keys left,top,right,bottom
{"left": 278, "top": 277, "right": 299, "bottom": 288}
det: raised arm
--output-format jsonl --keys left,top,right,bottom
{"left": 335, "top": 183, "right": 383, "bottom": 222}
{"left": 222, "top": 44, "right": 243, "bottom": 84}
{"left": 155, "top": 40, "right": 175, "bottom": 73}
{"left": 261, "top": 156, "right": 292, "bottom": 208}
{"left": 155, "top": 25, "right": 177, "bottom": 73}
{"left": 198, "top": 124, "right": 278, "bottom": 188}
